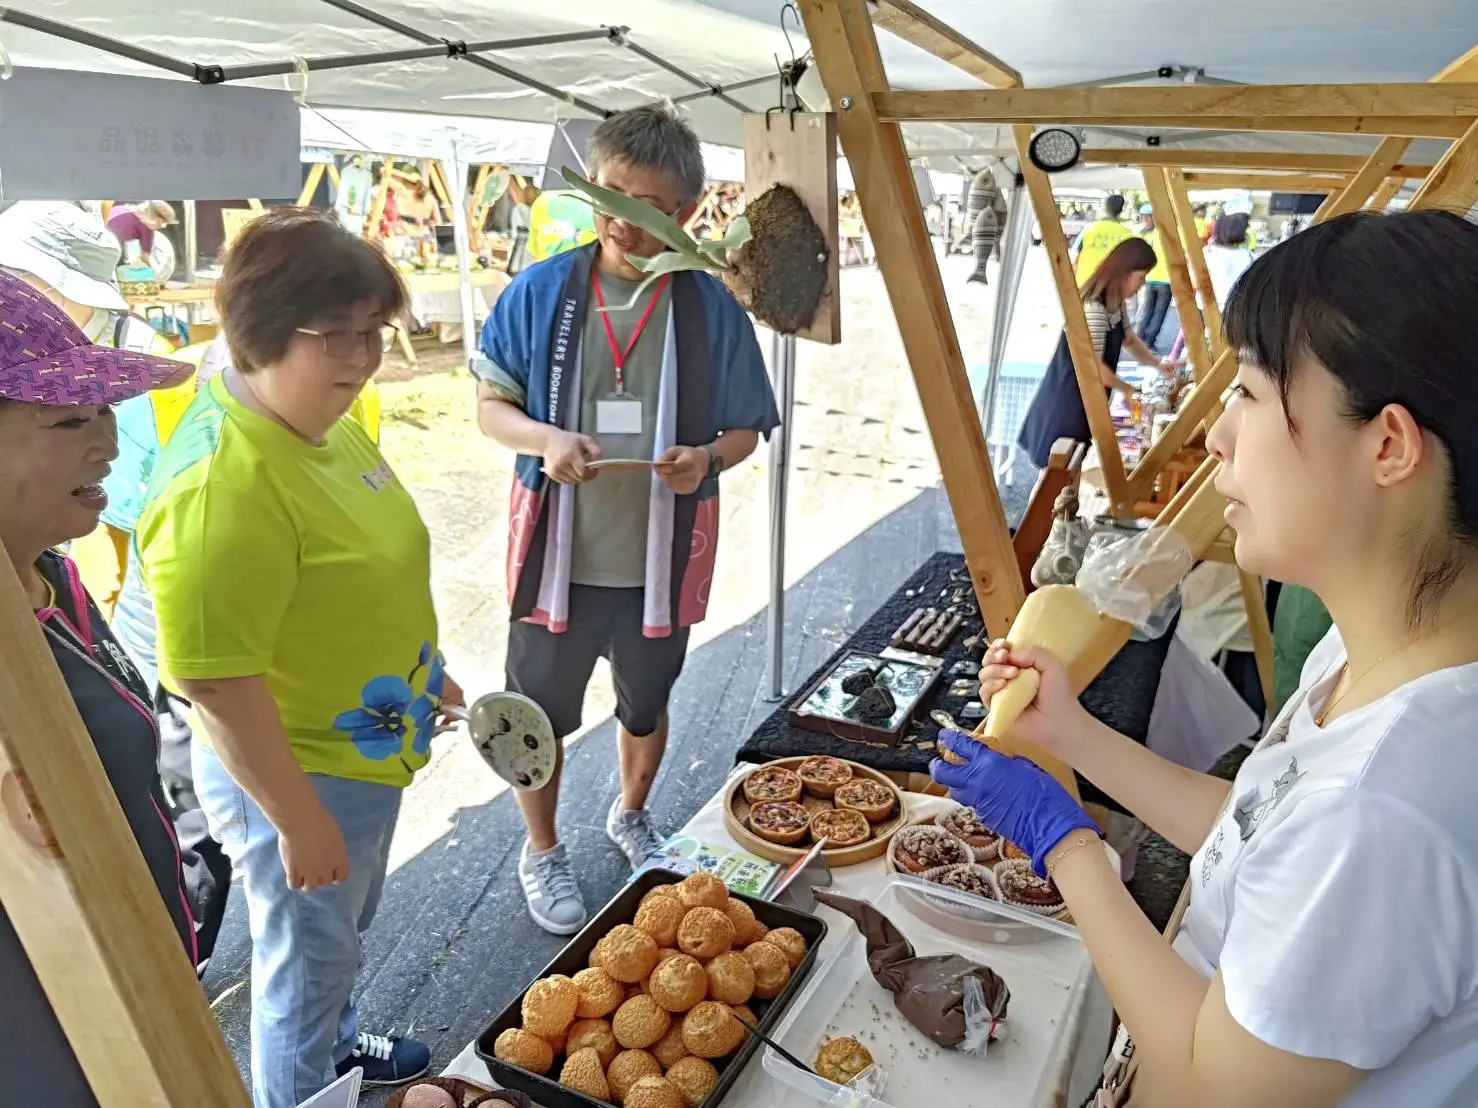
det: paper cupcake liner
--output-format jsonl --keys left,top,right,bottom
{"left": 934, "top": 810, "right": 1001, "bottom": 863}
{"left": 918, "top": 862, "right": 1002, "bottom": 919}
{"left": 992, "top": 858, "right": 1070, "bottom": 918}
{"left": 890, "top": 825, "right": 972, "bottom": 875}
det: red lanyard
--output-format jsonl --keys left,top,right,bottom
{"left": 592, "top": 273, "right": 669, "bottom": 394}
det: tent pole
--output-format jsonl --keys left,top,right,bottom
{"left": 655, "top": 73, "right": 778, "bottom": 111}
{"left": 766, "top": 327, "right": 796, "bottom": 701}
{"left": 182, "top": 201, "right": 198, "bottom": 286}
{"left": 217, "top": 29, "right": 618, "bottom": 82}
{"left": 982, "top": 174, "right": 1030, "bottom": 466}
{"left": 616, "top": 38, "right": 755, "bottom": 115}
{"left": 313, "top": 0, "right": 611, "bottom": 119}
{"left": 0, "top": 9, "right": 197, "bottom": 78}
{"left": 447, "top": 144, "right": 480, "bottom": 370}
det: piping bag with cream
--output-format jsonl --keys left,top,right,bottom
{"left": 813, "top": 889, "right": 1010, "bottom": 1050}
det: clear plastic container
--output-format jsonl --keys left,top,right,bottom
{"left": 760, "top": 875, "right": 1092, "bottom": 1108}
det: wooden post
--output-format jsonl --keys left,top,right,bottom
{"left": 363, "top": 158, "right": 392, "bottom": 242}
{"left": 1315, "top": 137, "right": 1411, "bottom": 221}
{"left": 1238, "top": 569, "right": 1277, "bottom": 712}
{"left": 1165, "top": 170, "right": 1225, "bottom": 360}
{"left": 1014, "top": 127, "right": 1134, "bottom": 516}
{"left": 1366, "top": 177, "right": 1405, "bottom": 210}
{"left": 1143, "top": 169, "right": 1213, "bottom": 382}
{"left": 296, "top": 161, "right": 326, "bottom": 208}
{"left": 1126, "top": 347, "right": 1237, "bottom": 503}
{"left": 799, "top": 0, "right": 1025, "bottom": 632}
{"left": 0, "top": 547, "right": 252, "bottom": 1106}
{"left": 1408, "top": 117, "right": 1478, "bottom": 213}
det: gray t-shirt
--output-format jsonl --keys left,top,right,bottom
{"left": 570, "top": 269, "right": 672, "bottom": 588}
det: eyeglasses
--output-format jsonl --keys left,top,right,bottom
{"left": 295, "top": 324, "right": 401, "bottom": 360}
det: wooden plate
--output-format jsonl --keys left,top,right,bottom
{"left": 724, "top": 757, "right": 906, "bottom": 867}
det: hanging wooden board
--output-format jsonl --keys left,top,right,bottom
{"left": 741, "top": 112, "right": 842, "bottom": 344}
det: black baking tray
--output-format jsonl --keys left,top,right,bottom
{"left": 475, "top": 868, "right": 828, "bottom": 1108}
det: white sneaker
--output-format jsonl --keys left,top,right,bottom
{"left": 518, "top": 840, "right": 587, "bottom": 935}
{"left": 606, "top": 798, "right": 666, "bottom": 871}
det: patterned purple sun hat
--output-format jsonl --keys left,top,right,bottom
{"left": 0, "top": 270, "right": 190, "bottom": 406}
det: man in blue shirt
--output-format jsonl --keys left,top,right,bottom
{"left": 474, "top": 107, "right": 779, "bottom": 933}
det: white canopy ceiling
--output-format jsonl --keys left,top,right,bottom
{"left": 8, "top": 0, "right": 1477, "bottom": 176}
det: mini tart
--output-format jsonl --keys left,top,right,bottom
{"left": 892, "top": 825, "right": 971, "bottom": 874}
{"left": 796, "top": 755, "right": 854, "bottom": 798}
{"left": 999, "top": 838, "right": 1030, "bottom": 863}
{"left": 936, "top": 805, "right": 1001, "bottom": 862}
{"left": 809, "top": 806, "right": 871, "bottom": 848}
{"left": 921, "top": 862, "right": 1001, "bottom": 904}
{"left": 833, "top": 778, "right": 897, "bottom": 823}
{"left": 748, "top": 800, "right": 811, "bottom": 846}
{"left": 994, "top": 858, "right": 1068, "bottom": 916}
{"left": 743, "top": 765, "right": 804, "bottom": 805}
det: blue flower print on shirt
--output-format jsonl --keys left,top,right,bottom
{"left": 333, "top": 641, "right": 446, "bottom": 763}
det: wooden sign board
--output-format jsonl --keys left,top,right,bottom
{"left": 742, "top": 112, "right": 842, "bottom": 345}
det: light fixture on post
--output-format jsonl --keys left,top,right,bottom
{"left": 1027, "top": 127, "right": 1082, "bottom": 174}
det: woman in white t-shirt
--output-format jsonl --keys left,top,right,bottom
{"left": 933, "top": 209, "right": 1478, "bottom": 1107}
{"left": 1204, "top": 212, "right": 1255, "bottom": 307}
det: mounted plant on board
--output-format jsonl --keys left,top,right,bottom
{"left": 560, "top": 166, "right": 830, "bottom": 336}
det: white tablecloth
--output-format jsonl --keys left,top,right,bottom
{"left": 440, "top": 768, "right": 1115, "bottom": 1107}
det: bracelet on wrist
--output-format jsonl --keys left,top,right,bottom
{"left": 1045, "top": 832, "right": 1100, "bottom": 878}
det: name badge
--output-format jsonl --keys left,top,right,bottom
{"left": 596, "top": 396, "right": 644, "bottom": 436}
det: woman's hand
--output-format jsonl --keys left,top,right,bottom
{"left": 931, "top": 732, "right": 1100, "bottom": 877}
{"left": 436, "top": 672, "right": 467, "bottom": 734}
{"left": 278, "top": 803, "right": 350, "bottom": 892}
{"left": 978, "top": 640, "right": 1095, "bottom": 763}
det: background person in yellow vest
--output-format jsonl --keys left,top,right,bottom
{"left": 1135, "top": 204, "right": 1175, "bottom": 355}
{"left": 1071, "top": 193, "right": 1131, "bottom": 283}
{"left": 0, "top": 200, "right": 185, "bottom": 615}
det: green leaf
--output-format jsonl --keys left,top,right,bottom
{"left": 698, "top": 216, "right": 751, "bottom": 256}
{"left": 559, "top": 167, "right": 700, "bottom": 259}
{"left": 600, "top": 252, "right": 716, "bottom": 312}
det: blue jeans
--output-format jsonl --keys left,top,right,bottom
{"left": 193, "top": 743, "right": 401, "bottom": 1108}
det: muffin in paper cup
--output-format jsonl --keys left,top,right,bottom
{"left": 918, "top": 862, "right": 1002, "bottom": 919}
{"left": 891, "top": 823, "right": 972, "bottom": 875}
{"left": 993, "top": 857, "right": 1070, "bottom": 919}
{"left": 934, "top": 806, "right": 1001, "bottom": 863}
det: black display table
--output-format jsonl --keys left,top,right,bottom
{"left": 734, "top": 552, "right": 1174, "bottom": 812}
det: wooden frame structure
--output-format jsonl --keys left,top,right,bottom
{"left": 4, "top": 7, "right": 1478, "bottom": 1102}
{"left": 799, "top": 0, "right": 1478, "bottom": 690}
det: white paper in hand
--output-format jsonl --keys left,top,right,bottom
{"left": 295, "top": 1068, "right": 362, "bottom": 1108}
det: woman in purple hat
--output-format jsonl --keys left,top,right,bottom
{"left": 0, "top": 271, "right": 204, "bottom": 1104}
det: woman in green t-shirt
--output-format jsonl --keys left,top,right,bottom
{"left": 137, "top": 210, "right": 462, "bottom": 1108}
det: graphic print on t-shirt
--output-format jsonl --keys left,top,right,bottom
{"left": 1233, "top": 757, "right": 1306, "bottom": 841}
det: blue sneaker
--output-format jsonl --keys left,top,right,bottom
{"left": 336, "top": 1032, "right": 431, "bottom": 1087}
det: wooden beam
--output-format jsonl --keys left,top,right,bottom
{"left": 1126, "top": 347, "right": 1237, "bottom": 504}
{"left": 1143, "top": 169, "right": 1214, "bottom": 384}
{"left": 1013, "top": 122, "right": 1134, "bottom": 517}
{"left": 1166, "top": 170, "right": 1225, "bottom": 361}
{"left": 1083, "top": 147, "right": 1432, "bottom": 177}
{"left": 1068, "top": 473, "right": 1230, "bottom": 692}
{"left": 800, "top": 0, "right": 1026, "bottom": 632}
{"left": 875, "top": 82, "right": 1478, "bottom": 125}
{"left": 1239, "top": 569, "right": 1276, "bottom": 713}
{"left": 0, "top": 548, "right": 252, "bottom": 1105}
{"left": 296, "top": 161, "right": 326, "bottom": 208}
{"left": 1316, "top": 137, "right": 1412, "bottom": 220}
{"left": 1408, "top": 116, "right": 1478, "bottom": 213}
{"left": 869, "top": 0, "right": 1021, "bottom": 89}
{"left": 1180, "top": 171, "right": 1348, "bottom": 192}
{"left": 1365, "top": 177, "right": 1405, "bottom": 210}
{"left": 1433, "top": 44, "right": 1478, "bottom": 83}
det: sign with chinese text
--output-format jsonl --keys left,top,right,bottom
{"left": 0, "top": 67, "right": 300, "bottom": 202}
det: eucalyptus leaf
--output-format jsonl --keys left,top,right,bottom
{"left": 559, "top": 166, "right": 699, "bottom": 258}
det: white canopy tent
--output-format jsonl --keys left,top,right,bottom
{"left": 6, "top": 0, "right": 1473, "bottom": 693}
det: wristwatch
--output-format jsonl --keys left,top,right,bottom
{"left": 703, "top": 443, "right": 725, "bottom": 480}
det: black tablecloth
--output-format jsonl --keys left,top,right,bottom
{"left": 734, "top": 552, "right": 1174, "bottom": 813}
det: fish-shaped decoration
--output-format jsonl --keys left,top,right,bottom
{"left": 967, "top": 206, "right": 1001, "bottom": 285}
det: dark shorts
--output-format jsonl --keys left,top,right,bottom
{"left": 506, "top": 585, "right": 691, "bottom": 739}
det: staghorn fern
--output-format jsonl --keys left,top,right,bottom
{"left": 560, "top": 166, "right": 751, "bottom": 311}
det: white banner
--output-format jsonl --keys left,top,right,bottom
{"left": 0, "top": 67, "right": 301, "bottom": 202}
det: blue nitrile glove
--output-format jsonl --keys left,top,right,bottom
{"left": 930, "top": 730, "right": 1100, "bottom": 878}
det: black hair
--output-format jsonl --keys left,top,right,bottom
{"left": 1104, "top": 194, "right": 1126, "bottom": 219}
{"left": 1223, "top": 210, "right": 1478, "bottom": 622}
{"left": 1213, "top": 213, "right": 1249, "bottom": 246}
